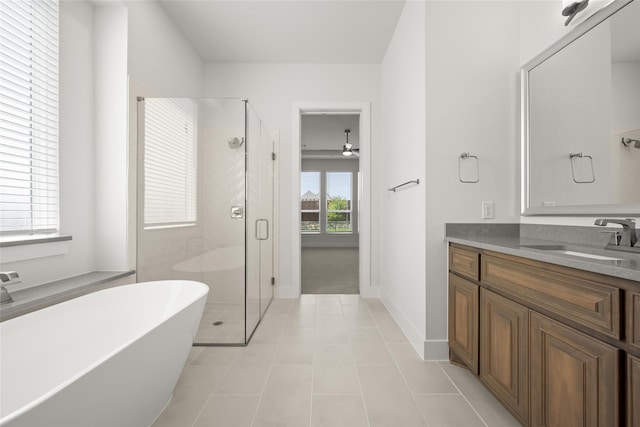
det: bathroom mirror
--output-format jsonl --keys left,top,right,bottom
{"left": 522, "top": 0, "right": 640, "bottom": 215}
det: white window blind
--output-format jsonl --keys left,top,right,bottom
{"left": 0, "top": 0, "right": 59, "bottom": 234}
{"left": 143, "top": 98, "right": 197, "bottom": 228}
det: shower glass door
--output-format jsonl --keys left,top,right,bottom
{"left": 258, "top": 120, "right": 275, "bottom": 318}
{"left": 245, "top": 103, "right": 275, "bottom": 339}
{"left": 137, "top": 97, "right": 275, "bottom": 345}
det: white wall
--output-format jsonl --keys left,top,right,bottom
{"left": 203, "top": 63, "right": 381, "bottom": 298}
{"left": 125, "top": 0, "right": 205, "bottom": 275}
{"left": 125, "top": 1, "right": 204, "bottom": 98}
{"left": 379, "top": 1, "right": 427, "bottom": 357}
{"left": 1, "top": 1, "right": 96, "bottom": 289}
{"left": 94, "top": 4, "right": 129, "bottom": 271}
{"left": 424, "top": 1, "right": 521, "bottom": 359}
{"left": 379, "top": 0, "right": 521, "bottom": 360}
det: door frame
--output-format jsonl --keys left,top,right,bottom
{"left": 290, "top": 101, "right": 374, "bottom": 298}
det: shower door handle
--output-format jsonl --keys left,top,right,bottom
{"left": 255, "top": 219, "right": 269, "bottom": 241}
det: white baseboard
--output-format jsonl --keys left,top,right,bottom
{"left": 423, "top": 339, "right": 449, "bottom": 361}
{"left": 275, "top": 285, "right": 298, "bottom": 299}
{"left": 379, "top": 290, "right": 425, "bottom": 359}
{"left": 359, "top": 282, "right": 379, "bottom": 299}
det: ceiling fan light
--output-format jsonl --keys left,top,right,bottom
{"left": 342, "top": 129, "right": 354, "bottom": 156}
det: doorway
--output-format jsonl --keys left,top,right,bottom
{"left": 290, "top": 102, "right": 372, "bottom": 299}
{"left": 300, "top": 115, "right": 360, "bottom": 294}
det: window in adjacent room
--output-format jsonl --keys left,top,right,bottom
{"left": 143, "top": 98, "right": 198, "bottom": 229}
{"left": 300, "top": 170, "right": 356, "bottom": 235}
{"left": 326, "top": 171, "right": 352, "bottom": 233}
{"left": 0, "top": 0, "right": 60, "bottom": 235}
{"left": 300, "top": 171, "right": 321, "bottom": 234}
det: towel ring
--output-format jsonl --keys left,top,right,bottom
{"left": 569, "top": 152, "right": 595, "bottom": 183}
{"left": 458, "top": 152, "right": 479, "bottom": 183}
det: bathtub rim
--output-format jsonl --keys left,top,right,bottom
{"left": 0, "top": 279, "right": 208, "bottom": 426}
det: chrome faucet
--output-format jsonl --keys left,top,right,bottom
{"left": 0, "top": 271, "right": 20, "bottom": 304}
{"left": 594, "top": 218, "right": 638, "bottom": 248}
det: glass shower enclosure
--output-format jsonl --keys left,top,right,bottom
{"left": 136, "top": 97, "right": 275, "bottom": 345}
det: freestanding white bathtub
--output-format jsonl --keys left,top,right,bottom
{"left": 0, "top": 280, "right": 208, "bottom": 427}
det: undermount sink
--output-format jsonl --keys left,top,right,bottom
{"left": 551, "top": 250, "right": 625, "bottom": 261}
{"left": 519, "top": 245, "right": 626, "bottom": 261}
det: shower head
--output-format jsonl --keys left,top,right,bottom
{"left": 228, "top": 137, "right": 245, "bottom": 149}
{"left": 621, "top": 138, "right": 640, "bottom": 149}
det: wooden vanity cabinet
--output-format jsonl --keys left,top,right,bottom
{"left": 479, "top": 289, "right": 528, "bottom": 424}
{"left": 448, "top": 273, "right": 479, "bottom": 374}
{"left": 448, "top": 244, "right": 634, "bottom": 426}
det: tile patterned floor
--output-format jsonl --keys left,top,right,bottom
{"left": 152, "top": 295, "right": 520, "bottom": 427}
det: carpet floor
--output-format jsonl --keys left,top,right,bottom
{"left": 301, "top": 247, "right": 359, "bottom": 294}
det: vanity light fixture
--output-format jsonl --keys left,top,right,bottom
{"left": 562, "top": 0, "right": 589, "bottom": 26}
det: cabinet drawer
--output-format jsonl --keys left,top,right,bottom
{"left": 449, "top": 245, "right": 480, "bottom": 281}
{"left": 482, "top": 253, "right": 621, "bottom": 339}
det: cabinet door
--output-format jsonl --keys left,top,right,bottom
{"left": 629, "top": 354, "right": 640, "bottom": 427}
{"left": 480, "top": 289, "right": 528, "bottom": 424}
{"left": 530, "top": 312, "right": 619, "bottom": 427}
{"left": 628, "top": 291, "right": 640, "bottom": 352}
{"left": 448, "top": 273, "right": 479, "bottom": 374}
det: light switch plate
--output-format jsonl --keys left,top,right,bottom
{"left": 482, "top": 201, "right": 494, "bottom": 219}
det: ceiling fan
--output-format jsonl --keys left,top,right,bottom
{"left": 342, "top": 129, "right": 359, "bottom": 157}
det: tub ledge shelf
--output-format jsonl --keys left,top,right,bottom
{"left": 0, "top": 270, "right": 135, "bottom": 321}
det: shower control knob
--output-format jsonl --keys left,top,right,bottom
{"left": 230, "top": 206, "right": 244, "bottom": 219}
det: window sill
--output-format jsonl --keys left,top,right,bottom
{"left": 0, "top": 235, "right": 72, "bottom": 263}
{"left": 143, "top": 223, "right": 197, "bottom": 231}
{"left": 0, "top": 234, "right": 72, "bottom": 248}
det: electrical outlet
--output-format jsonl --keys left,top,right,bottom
{"left": 482, "top": 201, "right": 494, "bottom": 219}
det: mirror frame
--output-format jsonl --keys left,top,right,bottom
{"left": 521, "top": 0, "right": 640, "bottom": 216}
